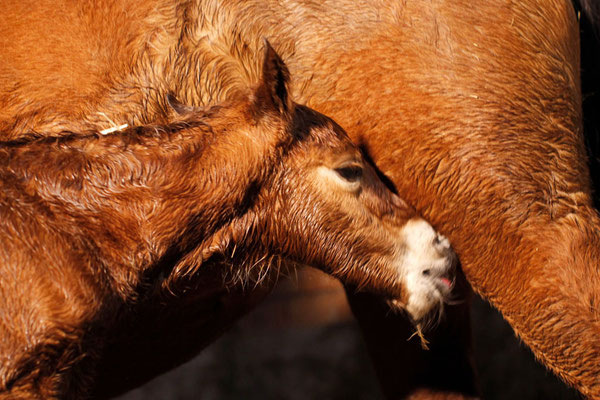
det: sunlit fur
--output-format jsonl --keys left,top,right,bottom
{"left": 1, "top": 0, "right": 597, "bottom": 398}
{"left": 0, "top": 45, "right": 455, "bottom": 398}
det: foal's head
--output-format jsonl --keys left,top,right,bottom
{"left": 171, "top": 42, "right": 456, "bottom": 323}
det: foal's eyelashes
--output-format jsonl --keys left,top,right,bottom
{"left": 334, "top": 165, "right": 363, "bottom": 182}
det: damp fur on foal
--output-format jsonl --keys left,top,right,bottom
{"left": 0, "top": 41, "right": 455, "bottom": 398}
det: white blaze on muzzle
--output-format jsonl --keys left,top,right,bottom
{"left": 400, "top": 218, "right": 456, "bottom": 321}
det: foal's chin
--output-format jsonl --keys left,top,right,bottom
{"left": 387, "top": 277, "right": 455, "bottom": 331}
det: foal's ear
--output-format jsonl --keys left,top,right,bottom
{"left": 166, "top": 93, "right": 196, "bottom": 116}
{"left": 252, "top": 39, "right": 293, "bottom": 118}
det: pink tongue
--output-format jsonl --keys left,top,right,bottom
{"left": 440, "top": 277, "right": 452, "bottom": 288}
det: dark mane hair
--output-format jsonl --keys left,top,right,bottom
{"left": 0, "top": 108, "right": 219, "bottom": 150}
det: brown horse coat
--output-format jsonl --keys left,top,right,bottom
{"left": 0, "top": 0, "right": 597, "bottom": 398}
{"left": 0, "top": 44, "right": 455, "bottom": 398}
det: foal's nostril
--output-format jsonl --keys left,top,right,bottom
{"left": 434, "top": 233, "right": 451, "bottom": 253}
{"left": 422, "top": 269, "right": 431, "bottom": 276}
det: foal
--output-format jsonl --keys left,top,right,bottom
{"left": 0, "top": 44, "right": 455, "bottom": 399}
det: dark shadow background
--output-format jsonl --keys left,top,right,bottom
{"left": 116, "top": 269, "right": 581, "bottom": 400}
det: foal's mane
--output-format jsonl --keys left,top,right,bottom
{"left": 0, "top": 106, "right": 230, "bottom": 164}
{"left": 0, "top": 110, "right": 218, "bottom": 151}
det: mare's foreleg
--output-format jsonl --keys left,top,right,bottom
{"left": 344, "top": 271, "right": 479, "bottom": 400}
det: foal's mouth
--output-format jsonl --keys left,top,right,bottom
{"left": 423, "top": 266, "right": 455, "bottom": 296}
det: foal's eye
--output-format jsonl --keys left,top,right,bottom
{"left": 335, "top": 165, "right": 363, "bottom": 182}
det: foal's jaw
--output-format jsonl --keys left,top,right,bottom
{"left": 398, "top": 218, "right": 457, "bottom": 322}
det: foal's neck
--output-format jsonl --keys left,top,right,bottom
{"left": 0, "top": 113, "right": 282, "bottom": 293}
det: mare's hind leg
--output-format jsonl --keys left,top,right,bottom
{"left": 344, "top": 270, "right": 480, "bottom": 400}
